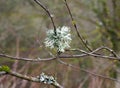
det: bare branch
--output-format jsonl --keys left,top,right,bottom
{"left": 59, "top": 54, "right": 120, "bottom": 60}
{"left": 0, "top": 53, "right": 56, "bottom": 62}
{"left": 34, "top": 0, "right": 57, "bottom": 35}
{"left": 0, "top": 71, "right": 7, "bottom": 76}
{"left": 0, "top": 70, "right": 63, "bottom": 88}
{"left": 0, "top": 46, "right": 120, "bottom": 62}
{"left": 63, "top": 0, "right": 92, "bottom": 51}
{"left": 57, "top": 59, "right": 120, "bottom": 83}
{"left": 63, "top": 46, "right": 120, "bottom": 60}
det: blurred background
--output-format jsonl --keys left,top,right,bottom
{"left": 0, "top": 0, "right": 120, "bottom": 88}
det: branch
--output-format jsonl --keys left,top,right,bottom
{"left": 63, "top": 46, "right": 120, "bottom": 60}
{"left": 0, "top": 46, "right": 120, "bottom": 62}
{"left": 57, "top": 59, "right": 120, "bottom": 83}
{"left": 0, "top": 71, "right": 7, "bottom": 76}
{"left": 0, "top": 66, "right": 63, "bottom": 88}
{"left": 59, "top": 54, "right": 120, "bottom": 60}
{"left": 34, "top": 0, "right": 57, "bottom": 35}
{"left": 0, "top": 53, "right": 56, "bottom": 62}
{"left": 63, "top": 0, "right": 92, "bottom": 51}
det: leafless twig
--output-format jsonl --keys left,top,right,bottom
{"left": 57, "top": 59, "right": 120, "bottom": 83}
{"left": 0, "top": 46, "right": 120, "bottom": 62}
{"left": 34, "top": 0, "right": 57, "bottom": 35}
{"left": 1, "top": 70, "right": 63, "bottom": 88}
{"left": 0, "top": 72, "right": 7, "bottom": 76}
{"left": 0, "top": 53, "right": 56, "bottom": 62}
{"left": 63, "top": 0, "right": 92, "bottom": 51}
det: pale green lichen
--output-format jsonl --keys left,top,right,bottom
{"left": 39, "top": 72, "right": 55, "bottom": 84}
{"left": 44, "top": 26, "right": 71, "bottom": 52}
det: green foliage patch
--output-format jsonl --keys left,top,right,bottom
{"left": 0, "top": 65, "right": 10, "bottom": 72}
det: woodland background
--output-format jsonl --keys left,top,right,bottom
{"left": 0, "top": 0, "right": 120, "bottom": 88}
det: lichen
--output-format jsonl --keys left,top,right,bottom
{"left": 44, "top": 26, "right": 71, "bottom": 52}
{"left": 39, "top": 72, "right": 56, "bottom": 84}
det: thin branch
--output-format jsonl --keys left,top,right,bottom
{"left": 102, "top": 46, "right": 118, "bottom": 57}
{"left": 57, "top": 59, "right": 120, "bottom": 83}
{"left": 34, "top": 0, "right": 57, "bottom": 35}
{"left": 63, "top": 0, "right": 92, "bottom": 51}
{"left": 9, "top": 71, "right": 39, "bottom": 82}
{"left": 78, "top": 75, "right": 89, "bottom": 88}
{"left": 0, "top": 46, "right": 120, "bottom": 62}
{"left": 63, "top": 46, "right": 120, "bottom": 60}
{"left": 0, "top": 53, "right": 56, "bottom": 62}
{"left": 1, "top": 70, "right": 63, "bottom": 88}
{"left": 0, "top": 71, "right": 7, "bottom": 76}
{"left": 59, "top": 54, "right": 120, "bottom": 60}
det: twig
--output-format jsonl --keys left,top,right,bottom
{"left": 59, "top": 54, "right": 120, "bottom": 60}
{"left": 63, "top": 46, "right": 120, "bottom": 60}
{"left": 1, "top": 70, "right": 63, "bottom": 88}
{"left": 0, "top": 71, "right": 7, "bottom": 76}
{"left": 78, "top": 75, "right": 89, "bottom": 88}
{"left": 34, "top": 0, "right": 57, "bottom": 35}
{"left": 0, "top": 46, "right": 120, "bottom": 62}
{"left": 57, "top": 59, "right": 120, "bottom": 83}
{"left": 9, "top": 71, "right": 38, "bottom": 82}
{"left": 63, "top": 0, "right": 92, "bottom": 51}
{"left": 0, "top": 53, "right": 56, "bottom": 62}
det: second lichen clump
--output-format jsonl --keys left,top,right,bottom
{"left": 39, "top": 73, "right": 55, "bottom": 84}
{"left": 44, "top": 26, "right": 71, "bottom": 52}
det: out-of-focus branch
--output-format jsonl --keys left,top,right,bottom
{"left": 0, "top": 71, "right": 7, "bottom": 76}
{"left": 57, "top": 59, "right": 120, "bottom": 83}
{"left": 0, "top": 66, "right": 63, "bottom": 88}
{"left": 9, "top": 71, "right": 39, "bottom": 82}
{"left": 0, "top": 53, "right": 56, "bottom": 62}
{"left": 0, "top": 47, "right": 120, "bottom": 61}
{"left": 65, "top": 46, "right": 120, "bottom": 59}
{"left": 34, "top": 0, "right": 57, "bottom": 35}
{"left": 71, "top": 46, "right": 117, "bottom": 56}
{"left": 63, "top": 0, "right": 92, "bottom": 51}
{"left": 60, "top": 54, "right": 120, "bottom": 60}
{"left": 63, "top": 46, "right": 120, "bottom": 60}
